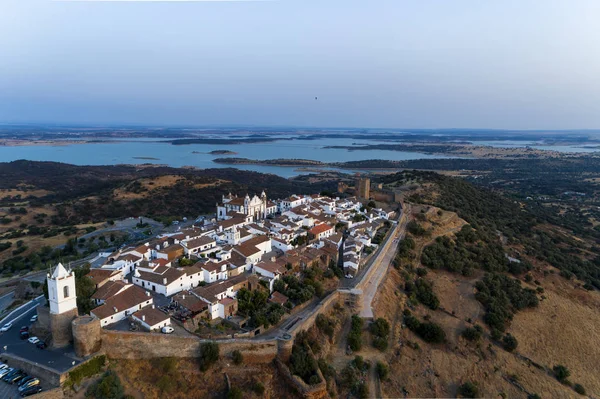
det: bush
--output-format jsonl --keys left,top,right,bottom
{"left": 502, "top": 334, "right": 518, "bottom": 352}
{"left": 574, "top": 383, "right": 586, "bottom": 395}
{"left": 457, "top": 381, "right": 479, "bottom": 398}
{"left": 227, "top": 387, "right": 243, "bottom": 399}
{"left": 372, "top": 336, "right": 388, "bottom": 351}
{"left": 553, "top": 364, "right": 570, "bottom": 383}
{"left": 86, "top": 370, "right": 124, "bottom": 399}
{"left": 66, "top": 355, "right": 106, "bottom": 387}
{"left": 370, "top": 318, "right": 390, "bottom": 338}
{"left": 462, "top": 326, "right": 482, "bottom": 342}
{"left": 198, "top": 342, "right": 219, "bottom": 371}
{"left": 232, "top": 350, "right": 243, "bottom": 365}
{"left": 252, "top": 381, "right": 265, "bottom": 395}
{"left": 376, "top": 361, "right": 389, "bottom": 379}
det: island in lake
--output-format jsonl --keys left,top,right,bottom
{"left": 208, "top": 150, "right": 238, "bottom": 155}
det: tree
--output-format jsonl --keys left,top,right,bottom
{"left": 457, "top": 382, "right": 479, "bottom": 398}
{"left": 502, "top": 333, "right": 518, "bottom": 352}
{"left": 227, "top": 387, "right": 243, "bottom": 399}
{"left": 574, "top": 383, "right": 586, "bottom": 395}
{"left": 553, "top": 364, "right": 570, "bottom": 383}
{"left": 376, "top": 361, "right": 389, "bottom": 380}
{"left": 232, "top": 350, "right": 243, "bottom": 365}
{"left": 198, "top": 342, "right": 219, "bottom": 371}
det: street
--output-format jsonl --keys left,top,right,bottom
{"left": 0, "top": 298, "right": 82, "bottom": 374}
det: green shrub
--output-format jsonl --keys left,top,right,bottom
{"left": 66, "top": 355, "right": 106, "bottom": 388}
{"left": 252, "top": 381, "right": 265, "bottom": 395}
{"left": 457, "top": 381, "right": 479, "bottom": 398}
{"left": 462, "top": 326, "right": 482, "bottom": 342}
{"left": 232, "top": 350, "right": 243, "bottom": 365}
{"left": 227, "top": 387, "right": 243, "bottom": 399}
{"left": 198, "top": 342, "right": 219, "bottom": 371}
{"left": 86, "top": 370, "right": 124, "bottom": 399}
{"left": 376, "top": 361, "right": 389, "bottom": 379}
{"left": 553, "top": 364, "right": 570, "bottom": 383}
{"left": 502, "top": 334, "right": 518, "bottom": 352}
{"left": 574, "top": 383, "right": 586, "bottom": 395}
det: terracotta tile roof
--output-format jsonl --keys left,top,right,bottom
{"left": 91, "top": 285, "right": 152, "bottom": 320}
{"left": 85, "top": 269, "right": 120, "bottom": 285}
{"left": 92, "top": 280, "right": 128, "bottom": 301}
{"left": 136, "top": 267, "right": 186, "bottom": 286}
{"left": 173, "top": 292, "right": 208, "bottom": 313}
{"left": 310, "top": 223, "right": 333, "bottom": 236}
{"left": 220, "top": 297, "right": 236, "bottom": 306}
{"left": 184, "top": 236, "right": 215, "bottom": 249}
{"left": 202, "top": 260, "right": 228, "bottom": 273}
{"left": 269, "top": 291, "right": 289, "bottom": 305}
{"left": 255, "top": 260, "right": 286, "bottom": 275}
{"left": 133, "top": 307, "right": 170, "bottom": 327}
{"left": 192, "top": 273, "right": 250, "bottom": 303}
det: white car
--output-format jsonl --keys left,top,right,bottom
{"left": 30, "top": 315, "right": 38, "bottom": 323}
{"left": 161, "top": 326, "right": 174, "bottom": 334}
{"left": 27, "top": 336, "right": 40, "bottom": 344}
{"left": 0, "top": 322, "right": 12, "bottom": 332}
{"left": 0, "top": 368, "right": 13, "bottom": 378}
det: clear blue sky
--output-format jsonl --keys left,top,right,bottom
{"left": 1, "top": 0, "right": 599, "bottom": 129}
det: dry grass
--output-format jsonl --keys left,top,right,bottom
{"left": 371, "top": 204, "right": 600, "bottom": 398}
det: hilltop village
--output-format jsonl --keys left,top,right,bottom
{"left": 77, "top": 190, "right": 396, "bottom": 333}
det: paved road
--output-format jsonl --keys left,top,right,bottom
{"left": 358, "top": 207, "right": 410, "bottom": 318}
{"left": 0, "top": 298, "right": 82, "bottom": 374}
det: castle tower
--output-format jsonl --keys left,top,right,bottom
{"left": 46, "top": 263, "right": 79, "bottom": 348}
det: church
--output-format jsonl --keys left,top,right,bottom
{"left": 217, "top": 191, "right": 277, "bottom": 222}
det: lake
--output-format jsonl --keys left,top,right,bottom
{"left": 0, "top": 137, "right": 452, "bottom": 178}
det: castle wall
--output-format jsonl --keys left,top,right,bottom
{"left": 49, "top": 307, "right": 78, "bottom": 348}
{"left": 72, "top": 316, "right": 102, "bottom": 358}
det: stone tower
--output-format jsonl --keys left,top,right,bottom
{"left": 47, "top": 263, "right": 79, "bottom": 348}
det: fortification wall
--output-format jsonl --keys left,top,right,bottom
{"left": 0, "top": 353, "right": 66, "bottom": 387}
{"left": 72, "top": 316, "right": 102, "bottom": 358}
{"left": 100, "top": 330, "right": 279, "bottom": 364}
{"left": 50, "top": 307, "right": 78, "bottom": 348}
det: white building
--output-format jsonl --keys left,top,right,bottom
{"left": 47, "top": 263, "right": 77, "bottom": 315}
{"left": 132, "top": 306, "right": 171, "bottom": 331}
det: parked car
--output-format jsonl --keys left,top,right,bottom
{"left": 2, "top": 368, "right": 21, "bottom": 382}
{"left": 0, "top": 322, "right": 13, "bottom": 332}
{"left": 27, "top": 337, "right": 40, "bottom": 345}
{"left": 17, "top": 376, "right": 34, "bottom": 387}
{"left": 19, "top": 378, "right": 39, "bottom": 391}
{"left": 20, "top": 331, "right": 30, "bottom": 340}
{"left": 161, "top": 326, "right": 174, "bottom": 334}
{"left": 19, "top": 326, "right": 29, "bottom": 333}
{"left": 0, "top": 367, "right": 14, "bottom": 378}
{"left": 20, "top": 385, "right": 42, "bottom": 397}
{"left": 10, "top": 372, "right": 29, "bottom": 384}
{"left": 36, "top": 341, "right": 47, "bottom": 349}
{"left": 30, "top": 315, "right": 38, "bottom": 323}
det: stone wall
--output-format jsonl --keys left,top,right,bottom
{"left": 72, "top": 316, "right": 102, "bottom": 358}
{"left": 100, "top": 330, "right": 279, "bottom": 364}
{"left": 0, "top": 353, "right": 66, "bottom": 387}
{"left": 49, "top": 307, "right": 79, "bottom": 348}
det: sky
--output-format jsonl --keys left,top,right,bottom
{"left": 1, "top": 0, "right": 599, "bottom": 129}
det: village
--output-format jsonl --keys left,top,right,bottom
{"left": 74, "top": 183, "right": 398, "bottom": 338}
